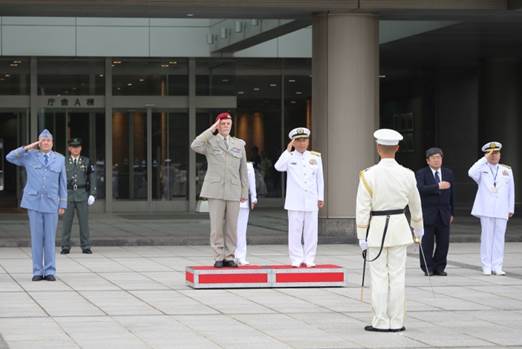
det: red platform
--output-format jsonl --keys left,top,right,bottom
{"left": 185, "top": 264, "right": 347, "bottom": 289}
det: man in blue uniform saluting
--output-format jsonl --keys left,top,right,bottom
{"left": 6, "top": 129, "right": 67, "bottom": 281}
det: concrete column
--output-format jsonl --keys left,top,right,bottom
{"left": 479, "top": 59, "right": 522, "bottom": 208}
{"left": 312, "top": 13, "right": 379, "bottom": 235}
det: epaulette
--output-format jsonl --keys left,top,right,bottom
{"left": 310, "top": 151, "right": 321, "bottom": 157}
{"left": 501, "top": 164, "right": 511, "bottom": 170}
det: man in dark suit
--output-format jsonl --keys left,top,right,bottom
{"left": 416, "top": 147, "right": 454, "bottom": 276}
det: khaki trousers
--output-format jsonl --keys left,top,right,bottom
{"left": 208, "top": 199, "right": 240, "bottom": 261}
{"left": 368, "top": 245, "right": 407, "bottom": 330}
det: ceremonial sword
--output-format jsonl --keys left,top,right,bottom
{"left": 415, "top": 236, "right": 435, "bottom": 298}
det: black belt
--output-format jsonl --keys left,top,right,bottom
{"left": 370, "top": 209, "right": 404, "bottom": 216}
{"left": 364, "top": 207, "right": 406, "bottom": 262}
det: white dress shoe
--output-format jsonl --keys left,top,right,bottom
{"left": 493, "top": 270, "right": 506, "bottom": 276}
{"left": 291, "top": 263, "right": 301, "bottom": 268}
{"left": 305, "top": 262, "right": 316, "bottom": 268}
{"left": 238, "top": 260, "right": 250, "bottom": 266}
{"left": 482, "top": 269, "right": 491, "bottom": 275}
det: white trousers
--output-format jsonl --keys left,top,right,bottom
{"left": 479, "top": 216, "right": 507, "bottom": 272}
{"left": 368, "top": 245, "right": 407, "bottom": 330}
{"left": 287, "top": 210, "right": 318, "bottom": 265}
{"left": 235, "top": 207, "right": 250, "bottom": 262}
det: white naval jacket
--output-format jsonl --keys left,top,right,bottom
{"left": 468, "top": 157, "right": 515, "bottom": 220}
{"left": 240, "top": 162, "right": 258, "bottom": 209}
{"left": 356, "top": 159, "right": 424, "bottom": 248}
{"left": 274, "top": 150, "right": 324, "bottom": 212}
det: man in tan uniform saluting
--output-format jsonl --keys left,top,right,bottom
{"left": 191, "top": 112, "right": 248, "bottom": 268}
{"left": 356, "top": 128, "right": 424, "bottom": 332}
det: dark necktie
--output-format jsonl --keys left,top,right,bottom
{"left": 44, "top": 154, "right": 49, "bottom": 166}
{"left": 74, "top": 159, "right": 77, "bottom": 166}
{"left": 435, "top": 171, "right": 440, "bottom": 183}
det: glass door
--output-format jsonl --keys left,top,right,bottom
{"left": 0, "top": 110, "right": 28, "bottom": 212}
{"left": 42, "top": 109, "right": 106, "bottom": 199}
{"left": 112, "top": 110, "right": 148, "bottom": 201}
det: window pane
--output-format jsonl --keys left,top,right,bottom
{"left": 38, "top": 58, "right": 105, "bottom": 95}
{"left": 0, "top": 57, "right": 30, "bottom": 95}
{"left": 152, "top": 111, "right": 189, "bottom": 200}
{"left": 112, "top": 111, "right": 148, "bottom": 200}
{"left": 112, "top": 58, "right": 188, "bottom": 96}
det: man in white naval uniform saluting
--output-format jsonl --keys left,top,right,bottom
{"left": 468, "top": 141, "right": 514, "bottom": 276}
{"left": 275, "top": 127, "right": 324, "bottom": 268}
{"left": 235, "top": 161, "right": 257, "bottom": 265}
{"left": 356, "top": 129, "right": 424, "bottom": 332}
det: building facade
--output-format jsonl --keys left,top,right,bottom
{"left": 0, "top": 1, "right": 521, "bottom": 233}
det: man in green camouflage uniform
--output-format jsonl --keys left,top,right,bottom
{"left": 61, "top": 138, "right": 96, "bottom": 254}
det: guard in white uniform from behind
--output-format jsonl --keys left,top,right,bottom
{"left": 468, "top": 141, "right": 514, "bottom": 276}
{"left": 356, "top": 129, "right": 424, "bottom": 332}
{"left": 235, "top": 161, "right": 257, "bottom": 265}
{"left": 275, "top": 127, "right": 324, "bottom": 267}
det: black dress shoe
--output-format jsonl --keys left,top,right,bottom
{"left": 223, "top": 260, "right": 238, "bottom": 268}
{"left": 44, "top": 275, "right": 56, "bottom": 281}
{"left": 364, "top": 325, "right": 389, "bottom": 332}
{"left": 434, "top": 270, "right": 447, "bottom": 276}
{"left": 32, "top": 275, "right": 44, "bottom": 282}
{"left": 60, "top": 248, "right": 70, "bottom": 255}
{"left": 214, "top": 260, "right": 224, "bottom": 268}
{"left": 82, "top": 248, "right": 93, "bottom": 254}
{"left": 424, "top": 271, "right": 434, "bottom": 276}
{"left": 389, "top": 326, "right": 406, "bottom": 332}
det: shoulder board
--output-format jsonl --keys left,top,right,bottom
{"left": 501, "top": 164, "right": 511, "bottom": 170}
{"left": 310, "top": 151, "right": 321, "bottom": 157}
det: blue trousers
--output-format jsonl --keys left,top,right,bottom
{"left": 27, "top": 210, "right": 58, "bottom": 276}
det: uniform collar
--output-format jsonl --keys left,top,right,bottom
{"left": 294, "top": 150, "right": 307, "bottom": 158}
{"left": 487, "top": 162, "right": 499, "bottom": 170}
{"left": 217, "top": 134, "right": 229, "bottom": 141}
{"left": 379, "top": 158, "right": 397, "bottom": 165}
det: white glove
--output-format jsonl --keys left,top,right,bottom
{"left": 358, "top": 239, "right": 368, "bottom": 251}
{"left": 413, "top": 228, "right": 424, "bottom": 239}
{"left": 87, "top": 195, "right": 95, "bottom": 206}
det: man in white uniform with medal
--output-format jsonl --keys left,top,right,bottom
{"left": 468, "top": 141, "right": 514, "bottom": 276}
{"left": 275, "top": 127, "right": 324, "bottom": 268}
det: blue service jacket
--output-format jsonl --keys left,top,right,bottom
{"left": 6, "top": 147, "right": 67, "bottom": 213}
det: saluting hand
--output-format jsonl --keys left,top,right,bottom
{"left": 24, "top": 140, "right": 40, "bottom": 151}
{"left": 287, "top": 139, "right": 295, "bottom": 152}
{"left": 210, "top": 119, "right": 221, "bottom": 132}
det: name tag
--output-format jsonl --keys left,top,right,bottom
{"left": 290, "top": 162, "right": 297, "bottom": 165}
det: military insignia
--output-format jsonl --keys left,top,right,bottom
{"left": 503, "top": 170, "right": 509, "bottom": 176}
{"left": 310, "top": 151, "right": 321, "bottom": 157}
{"left": 309, "top": 159, "right": 317, "bottom": 165}
{"left": 297, "top": 128, "right": 304, "bottom": 135}
{"left": 231, "top": 147, "right": 241, "bottom": 154}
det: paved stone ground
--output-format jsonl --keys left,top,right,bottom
{"left": 0, "top": 243, "right": 521, "bottom": 349}
{"left": 1, "top": 209, "right": 521, "bottom": 247}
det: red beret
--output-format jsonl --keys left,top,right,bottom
{"left": 215, "top": 112, "right": 232, "bottom": 122}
